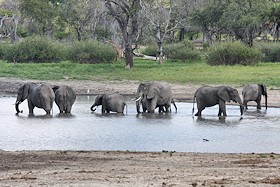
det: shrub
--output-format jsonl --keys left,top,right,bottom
{"left": 0, "top": 43, "right": 10, "bottom": 60}
{"left": 67, "top": 40, "right": 116, "bottom": 63}
{"left": 206, "top": 41, "right": 262, "bottom": 66}
{"left": 164, "top": 43, "right": 201, "bottom": 62}
{"left": 4, "top": 36, "right": 65, "bottom": 63}
{"left": 142, "top": 45, "right": 158, "bottom": 56}
{"left": 255, "top": 42, "right": 280, "bottom": 62}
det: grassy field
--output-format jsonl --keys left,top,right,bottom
{"left": 0, "top": 59, "right": 280, "bottom": 88}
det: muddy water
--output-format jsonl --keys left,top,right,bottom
{"left": 0, "top": 95, "right": 280, "bottom": 153}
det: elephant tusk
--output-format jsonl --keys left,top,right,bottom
{"left": 133, "top": 96, "right": 142, "bottom": 102}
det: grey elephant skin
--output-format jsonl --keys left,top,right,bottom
{"left": 242, "top": 84, "right": 267, "bottom": 109}
{"left": 135, "top": 82, "right": 173, "bottom": 113}
{"left": 193, "top": 86, "right": 244, "bottom": 116}
{"left": 52, "top": 85, "right": 76, "bottom": 113}
{"left": 90, "top": 94, "right": 126, "bottom": 113}
{"left": 15, "top": 83, "right": 55, "bottom": 115}
{"left": 140, "top": 96, "right": 177, "bottom": 113}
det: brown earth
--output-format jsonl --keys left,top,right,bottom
{"left": 1, "top": 77, "right": 280, "bottom": 186}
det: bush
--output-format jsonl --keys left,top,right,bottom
{"left": 206, "top": 41, "right": 262, "bottom": 66}
{"left": 67, "top": 40, "right": 116, "bottom": 63}
{"left": 255, "top": 42, "right": 280, "bottom": 62}
{"left": 164, "top": 43, "right": 201, "bottom": 62}
{"left": 4, "top": 36, "right": 65, "bottom": 63}
{"left": 0, "top": 43, "right": 10, "bottom": 60}
{"left": 142, "top": 45, "right": 158, "bottom": 56}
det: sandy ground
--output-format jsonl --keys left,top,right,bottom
{"left": 1, "top": 77, "right": 280, "bottom": 186}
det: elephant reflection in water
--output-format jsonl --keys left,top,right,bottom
{"left": 192, "top": 86, "right": 244, "bottom": 117}
{"left": 242, "top": 84, "right": 267, "bottom": 110}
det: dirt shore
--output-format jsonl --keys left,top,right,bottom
{"left": 1, "top": 78, "right": 280, "bottom": 186}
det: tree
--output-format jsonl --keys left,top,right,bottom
{"left": 220, "top": 0, "right": 272, "bottom": 47}
{"left": 190, "top": 0, "right": 226, "bottom": 46}
{"left": 60, "top": 0, "right": 105, "bottom": 41}
{"left": 0, "top": 0, "right": 20, "bottom": 42}
{"left": 19, "top": 0, "right": 59, "bottom": 37}
{"left": 105, "top": 0, "right": 141, "bottom": 69}
{"left": 140, "top": 0, "right": 183, "bottom": 64}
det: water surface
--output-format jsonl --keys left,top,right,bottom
{"left": 1, "top": 95, "right": 279, "bottom": 153}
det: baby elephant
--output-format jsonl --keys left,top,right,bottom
{"left": 52, "top": 85, "right": 76, "bottom": 113}
{"left": 90, "top": 93, "right": 126, "bottom": 113}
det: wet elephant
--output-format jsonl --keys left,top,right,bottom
{"left": 52, "top": 85, "right": 76, "bottom": 113}
{"left": 192, "top": 86, "right": 244, "bottom": 116}
{"left": 90, "top": 93, "right": 126, "bottom": 113}
{"left": 242, "top": 84, "right": 267, "bottom": 110}
{"left": 135, "top": 82, "right": 173, "bottom": 113}
{"left": 15, "top": 83, "right": 55, "bottom": 115}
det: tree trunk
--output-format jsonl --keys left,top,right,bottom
{"left": 124, "top": 44, "right": 134, "bottom": 69}
{"left": 157, "top": 42, "right": 164, "bottom": 64}
{"left": 179, "top": 28, "right": 185, "bottom": 41}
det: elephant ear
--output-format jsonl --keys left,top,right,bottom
{"left": 22, "top": 83, "right": 30, "bottom": 100}
{"left": 147, "top": 84, "right": 160, "bottom": 100}
{"left": 217, "top": 87, "right": 231, "bottom": 102}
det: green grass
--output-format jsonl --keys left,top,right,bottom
{"left": 1, "top": 60, "right": 280, "bottom": 88}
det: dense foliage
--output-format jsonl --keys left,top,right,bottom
{"left": 67, "top": 40, "right": 116, "bottom": 64}
{"left": 4, "top": 36, "right": 65, "bottom": 63}
{"left": 206, "top": 42, "right": 262, "bottom": 66}
{"left": 255, "top": 42, "right": 280, "bottom": 62}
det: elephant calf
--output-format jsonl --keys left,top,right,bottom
{"left": 90, "top": 93, "right": 126, "bottom": 113}
{"left": 52, "top": 85, "right": 76, "bottom": 113}
{"left": 242, "top": 84, "right": 267, "bottom": 109}
{"left": 193, "top": 86, "right": 244, "bottom": 116}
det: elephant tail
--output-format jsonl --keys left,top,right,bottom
{"left": 192, "top": 95, "right": 196, "bottom": 115}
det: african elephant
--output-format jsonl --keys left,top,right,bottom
{"left": 192, "top": 86, "right": 244, "bottom": 116}
{"left": 52, "top": 85, "right": 76, "bottom": 113}
{"left": 140, "top": 96, "right": 177, "bottom": 113}
{"left": 242, "top": 84, "right": 267, "bottom": 109}
{"left": 90, "top": 93, "right": 126, "bottom": 113}
{"left": 15, "top": 83, "right": 55, "bottom": 115}
{"left": 135, "top": 82, "right": 173, "bottom": 113}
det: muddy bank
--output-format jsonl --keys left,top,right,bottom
{"left": 0, "top": 150, "right": 280, "bottom": 186}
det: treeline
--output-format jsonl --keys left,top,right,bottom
{"left": 0, "top": 0, "right": 279, "bottom": 67}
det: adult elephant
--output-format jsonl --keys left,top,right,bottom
{"left": 192, "top": 86, "right": 244, "bottom": 116}
{"left": 242, "top": 84, "right": 267, "bottom": 109}
{"left": 135, "top": 82, "right": 173, "bottom": 113}
{"left": 15, "top": 83, "right": 55, "bottom": 115}
{"left": 90, "top": 93, "right": 126, "bottom": 113}
{"left": 52, "top": 85, "right": 76, "bottom": 113}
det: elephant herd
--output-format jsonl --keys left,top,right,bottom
{"left": 14, "top": 82, "right": 268, "bottom": 117}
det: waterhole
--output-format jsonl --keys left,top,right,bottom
{"left": 1, "top": 95, "right": 279, "bottom": 153}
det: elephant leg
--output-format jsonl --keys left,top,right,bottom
{"left": 256, "top": 101, "right": 261, "bottom": 109}
{"left": 243, "top": 100, "right": 248, "bottom": 109}
{"left": 195, "top": 106, "right": 204, "bottom": 116}
{"left": 219, "top": 101, "right": 227, "bottom": 116}
{"left": 28, "top": 101, "right": 35, "bottom": 114}
{"left": 101, "top": 106, "right": 106, "bottom": 113}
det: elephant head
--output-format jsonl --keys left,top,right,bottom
{"left": 15, "top": 83, "right": 30, "bottom": 113}
{"left": 90, "top": 95, "right": 104, "bottom": 112}
{"left": 218, "top": 87, "right": 244, "bottom": 115}
{"left": 259, "top": 84, "right": 267, "bottom": 109}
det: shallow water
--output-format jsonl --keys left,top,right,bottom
{"left": 1, "top": 95, "right": 280, "bottom": 153}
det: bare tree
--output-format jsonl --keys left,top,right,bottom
{"left": 0, "top": 0, "right": 20, "bottom": 43}
{"left": 140, "top": 0, "right": 183, "bottom": 64}
{"left": 105, "top": 0, "right": 141, "bottom": 69}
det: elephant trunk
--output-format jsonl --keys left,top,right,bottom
{"left": 15, "top": 100, "right": 23, "bottom": 114}
{"left": 90, "top": 104, "right": 97, "bottom": 112}
{"left": 236, "top": 96, "right": 244, "bottom": 115}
